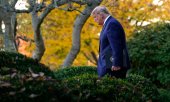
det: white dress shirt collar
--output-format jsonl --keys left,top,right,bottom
{"left": 103, "top": 15, "right": 111, "bottom": 25}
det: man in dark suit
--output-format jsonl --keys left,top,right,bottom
{"left": 91, "top": 6, "right": 130, "bottom": 79}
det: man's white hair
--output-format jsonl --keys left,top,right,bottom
{"left": 91, "top": 6, "right": 109, "bottom": 16}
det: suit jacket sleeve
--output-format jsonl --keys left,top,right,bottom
{"left": 106, "top": 22, "right": 123, "bottom": 67}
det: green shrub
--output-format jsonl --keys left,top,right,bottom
{"left": 0, "top": 79, "right": 61, "bottom": 102}
{"left": 128, "top": 23, "right": 170, "bottom": 88}
{"left": 126, "top": 74, "right": 159, "bottom": 100}
{"left": 0, "top": 51, "right": 59, "bottom": 102}
{"left": 0, "top": 51, "right": 53, "bottom": 76}
{"left": 158, "top": 89, "right": 170, "bottom": 102}
{"left": 54, "top": 66, "right": 97, "bottom": 80}
{"left": 54, "top": 67, "right": 159, "bottom": 102}
{"left": 0, "top": 52, "right": 159, "bottom": 102}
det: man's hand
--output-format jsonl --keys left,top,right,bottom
{"left": 111, "top": 66, "right": 121, "bottom": 71}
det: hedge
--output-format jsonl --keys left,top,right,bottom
{"left": 127, "top": 23, "right": 170, "bottom": 88}
{"left": 0, "top": 52, "right": 159, "bottom": 102}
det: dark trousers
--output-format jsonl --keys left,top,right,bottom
{"left": 106, "top": 68, "right": 127, "bottom": 79}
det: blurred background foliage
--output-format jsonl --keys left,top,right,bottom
{"left": 15, "top": 0, "right": 170, "bottom": 70}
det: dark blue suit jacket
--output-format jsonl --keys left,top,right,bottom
{"left": 97, "top": 16, "right": 130, "bottom": 77}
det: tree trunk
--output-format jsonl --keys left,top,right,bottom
{"left": 62, "top": 0, "right": 102, "bottom": 68}
{"left": 31, "top": 12, "right": 45, "bottom": 61}
{"left": 0, "top": 18, "right": 3, "bottom": 48}
{"left": 3, "top": 12, "right": 17, "bottom": 52}
{"left": 0, "top": 0, "right": 17, "bottom": 52}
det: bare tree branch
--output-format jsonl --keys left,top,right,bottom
{"left": 82, "top": 51, "right": 97, "bottom": 65}
{"left": 16, "top": 35, "right": 34, "bottom": 42}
